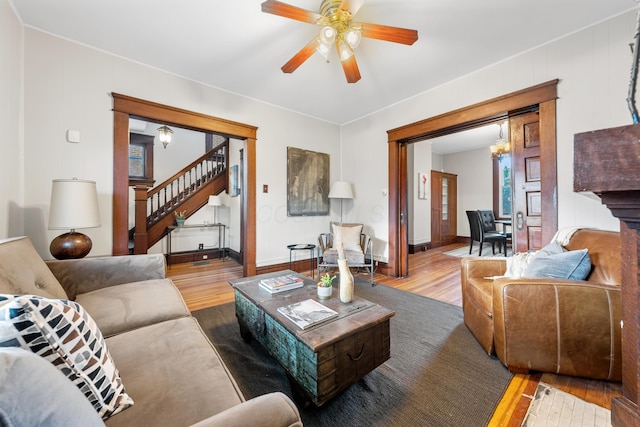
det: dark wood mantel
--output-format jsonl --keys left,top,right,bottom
{"left": 574, "top": 123, "right": 640, "bottom": 427}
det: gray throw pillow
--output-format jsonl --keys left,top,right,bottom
{"left": 523, "top": 246, "right": 591, "bottom": 280}
{"left": 0, "top": 347, "right": 104, "bottom": 426}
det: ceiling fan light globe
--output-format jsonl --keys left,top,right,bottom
{"left": 316, "top": 41, "right": 331, "bottom": 60}
{"left": 319, "top": 26, "right": 336, "bottom": 45}
{"left": 345, "top": 28, "right": 361, "bottom": 49}
{"left": 338, "top": 41, "right": 353, "bottom": 60}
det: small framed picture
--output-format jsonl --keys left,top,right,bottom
{"left": 418, "top": 172, "right": 428, "bottom": 199}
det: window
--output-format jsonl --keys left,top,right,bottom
{"left": 128, "top": 133, "right": 154, "bottom": 186}
{"left": 493, "top": 155, "right": 511, "bottom": 219}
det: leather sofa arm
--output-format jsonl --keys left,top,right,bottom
{"left": 492, "top": 278, "right": 622, "bottom": 381}
{"left": 189, "top": 392, "right": 302, "bottom": 427}
{"left": 460, "top": 258, "right": 506, "bottom": 305}
{"left": 46, "top": 254, "right": 166, "bottom": 300}
{"left": 461, "top": 258, "right": 506, "bottom": 281}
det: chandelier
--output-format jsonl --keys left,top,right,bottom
{"left": 490, "top": 122, "right": 510, "bottom": 159}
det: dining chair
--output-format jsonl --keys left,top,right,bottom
{"left": 478, "top": 210, "right": 511, "bottom": 253}
{"left": 466, "top": 210, "right": 507, "bottom": 256}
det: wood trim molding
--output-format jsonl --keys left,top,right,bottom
{"left": 386, "top": 79, "right": 559, "bottom": 277}
{"left": 111, "top": 93, "right": 257, "bottom": 278}
{"left": 387, "top": 80, "right": 559, "bottom": 142}
{"left": 113, "top": 93, "right": 257, "bottom": 139}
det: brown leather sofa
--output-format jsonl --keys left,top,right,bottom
{"left": 460, "top": 229, "right": 622, "bottom": 381}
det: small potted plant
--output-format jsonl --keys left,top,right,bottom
{"left": 175, "top": 211, "right": 186, "bottom": 227}
{"left": 317, "top": 273, "right": 335, "bottom": 300}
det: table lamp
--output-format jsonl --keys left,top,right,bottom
{"left": 208, "top": 194, "right": 223, "bottom": 224}
{"left": 48, "top": 178, "right": 101, "bottom": 259}
{"left": 328, "top": 181, "right": 354, "bottom": 223}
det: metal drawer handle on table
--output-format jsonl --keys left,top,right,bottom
{"left": 348, "top": 343, "right": 365, "bottom": 361}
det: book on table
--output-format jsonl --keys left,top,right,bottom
{"left": 259, "top": 274, "right": 304, "bottom": 293}
{"left": 277, "top": 299, "right": 339, "bottom": 330}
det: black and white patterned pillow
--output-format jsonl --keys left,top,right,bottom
{"left": 0, "top": 294, "right": 133, "bottom": 419}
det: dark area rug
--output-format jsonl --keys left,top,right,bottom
{"left": 192, "top": 280, "right": 513, "bottom": 427}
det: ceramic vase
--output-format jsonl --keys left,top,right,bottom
{"left": 317, "top": 285, "right": 332, "bottom": 300}
{"left": 176, "top": 218, "right": 185, "bottom": 227}
{"left": 338, "top": 259, "right": 354, "bottom": 303}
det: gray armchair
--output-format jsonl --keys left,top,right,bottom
{"left": 317, "top": 223, "right": 374, "bottom": 284}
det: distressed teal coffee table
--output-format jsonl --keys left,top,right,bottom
{"left": 229, "top": 270, "right": 395, "bottom": 407}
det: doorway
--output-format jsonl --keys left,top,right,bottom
{"left": 387, "top": 80, "right": 559, "bottom": 277}
{"left": 112, "top": 93, "right": 258, "bottom": 277}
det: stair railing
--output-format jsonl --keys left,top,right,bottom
{"left": 132, "top": 140, "right": 228, "bottom": 253}
{"left": 145, "top": 140, "right": 227, "bottom": 226}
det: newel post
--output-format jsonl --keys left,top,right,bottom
{"left": 133, "top": 185, "right": 149, "bottom": 255}
{"left": 574, "top": 124, "right": 640, "bottom": 427}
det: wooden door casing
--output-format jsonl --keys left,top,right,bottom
{"left": 386, "top": 80, "right": 558, "bottom": 277}
{"left": 430, "top": 171, "right": 443, "bottom": 246}
{"left": 511, "top": 112, "right": 543, "bottom": 252}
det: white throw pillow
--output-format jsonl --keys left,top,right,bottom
{"left": 504, "top": 251, "right": 538, "bottom": 278}
{"left": 332, "top": 223, "right": 363, "bottom": 253}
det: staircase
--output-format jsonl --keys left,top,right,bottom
{"left": 130, "top": 140, "right": 228, "bottom": 254}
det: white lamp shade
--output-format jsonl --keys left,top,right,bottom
{"left": 48, "top": 179, "right": 101, "bottom": 230}
{"left": 208, "top": 195, "right": 223, "bottom": 206}
{"left": 328, "top": 181, "right": 354, "bottom": 199}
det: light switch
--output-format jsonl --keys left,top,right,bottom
{"left": 66, "top": 129, "right": 80, "bottom": 143}
{"left": 263, "top": 184, "right": 268, "bottom": 193}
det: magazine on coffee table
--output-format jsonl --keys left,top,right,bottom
{"left": 277, "top": 299, "right": 338, "bottom": 329}
{"left": 259, "top": 274, "right": 304, "bottom": 294}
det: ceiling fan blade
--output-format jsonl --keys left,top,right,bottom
{"left": 358, "top": 22, "right": 418, "bottom": 45}
{"left": 261, "top": 0, "right": 322, "bottom": 24}
{"left": 341, "top": 54, "right": 361, "bottom": 84}
{"left": 281, "top": 38, "right": 319, "bottom": 74}
{"left": 339, "top": 0, "right": 364, "bottom": 15}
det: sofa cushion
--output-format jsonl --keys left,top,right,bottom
{"left": 331, "top": 223, "right": 363, "bottom": 253}
{"left": 0, "top": 347, "right": 104, "bottom": 427}
{"left": 321, "top": 249, "right": 365, "bottom": 265}
{"left": 0, "top": 294, "right": 133, "bottom": 419}
{"left": 75, "top": 278, "right": 190, "bottom": 338}
{"left": 0, "top": 236, "right": 68, "bottom": 299}
{"left": 104, "top": 317, "right": 244, "bottom": 427}
{"left": 523, "top": 246, "right": 592, "bottom": 280}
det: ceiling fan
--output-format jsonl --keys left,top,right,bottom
{"left": 261, "top": 0, "right": 418, "bottom": 83}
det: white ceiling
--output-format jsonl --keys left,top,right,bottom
{"left": 9, "top": 0, "right": 637, "bottom": 125}
{"left": 429, "top": 122, "right": 507, "bottom": 155}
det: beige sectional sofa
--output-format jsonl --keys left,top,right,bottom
{"left": 0, "top": 236, "right": 302, "bottom": 427}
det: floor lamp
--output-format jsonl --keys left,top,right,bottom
{"left": 328, "top": 181, "right": 354, "bottom": 223}
{"left": 48, "top": 178, "right": 101, "bottom": 259}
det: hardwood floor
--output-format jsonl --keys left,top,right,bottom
{"left": 167, "top": 243, "right": 622, "bottom": 426}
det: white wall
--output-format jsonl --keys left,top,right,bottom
{"left": 408, "top": 143, "right": 432, "bottom": 245}
{"left": 342, "top": 10, "right": 631, "bottom": 261}
{"left": 20, "top": 27, "right": 341, "bottom": 266}
{"left": 0, "top": 1, "right": 23, "bottom": 239}
{"left": 443, "top": 147, "right": 493, "bottom": 237}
